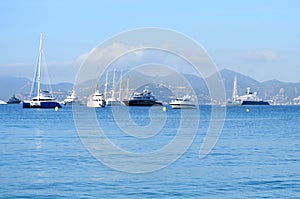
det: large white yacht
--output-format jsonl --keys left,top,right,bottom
{"left": 87, "top": 89, "right": 106, "bottom": 108}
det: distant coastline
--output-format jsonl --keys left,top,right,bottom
{"left": 1, "top": 68, "right": 300, "bottom": 105}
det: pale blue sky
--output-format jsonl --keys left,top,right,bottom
{"left": 0, "top": 0, "right": 299, "bottom": 83}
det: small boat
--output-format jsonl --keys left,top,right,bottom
{"left": 22, "top": 33, "right": 61, "bottom": 109}
{"left": 63, "top": 91, "right": 81, "bottom": 105}
{"left": 123, "top": 89, "right": 162, "bottom": 106}
{"left": 169, "top": 95, "right": 196, "bottom": 109}
{"left": 7, "top": 95, "right": 21, "bottom": 104}
{"left": 0, "top": 100, "right": 7, "bottom": 105}
{"left": 87, "top": 89, "right": 106, "bottom": 108}
{"left": 106, "top": 98, "right": 123, "bottom": 106}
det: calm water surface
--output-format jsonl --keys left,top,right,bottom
{"left": 0, "top": 105, "right": 300, "bottom": 198}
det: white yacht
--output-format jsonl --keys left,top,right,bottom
{"left": 63, "top": 91, "right": 80, "bottom": 105}
{"left": 87, "top": 89, "right": 106, "bottom": 108}
{"left": 169, "top": 95, "right": 196, "bottom": 109}
{"left": 238, "top": 87, "right": 269, "bottom": 105}
{"left": 0, "top": 100, "right": 7, "bottom": 105}
{"left": 106, "top": 98, "right": 123, "bottom": 106}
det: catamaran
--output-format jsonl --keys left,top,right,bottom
{"left": 22, "top": 33, "right": 61, "bottom": 109}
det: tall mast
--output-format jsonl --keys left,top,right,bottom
{"left": 37, "top": 33, "right": 43, "bottom": 98}
{"left": 232, "top": 75, "right": 238, "bottom": 101}
{"left": 96, "top": 82, "right": 99, "bottom": 92}
{"left": 111, "top": 69, "right": 116, "bottom": 99}
{"left": 104, "top": 71, "right": 108, "bottom": 99}
{"left": 126, "top": 78, "right": 129, "bottom": 99}
{"left": 119, "top": 71, "right": 123, "bottom": 100}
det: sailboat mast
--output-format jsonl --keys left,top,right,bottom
{"left": 232, "top": 75, "right": 238, "bottom": 101}
{"left": 111, "top": 69, "right": 116, "bottom": 99}
{"left": 104, "top": 71, "right": 108, "bottom": 99}
{"left": 126, "top": 78, "right": 129, "bottom": 99}
{"left": 119, "top": 71, "right": 123, "bottom": 100}
{"left": 37, "top": 33, "right": 43, "bottom": 98}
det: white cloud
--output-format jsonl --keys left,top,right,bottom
{"left": 242, "top": 49, "right": 278, "bottom": 62}
{"left": 80, "top": 42, "right": 213, "bottom": 73}
{"left": 0, "top": 41, "right": 217, "bottom": 83}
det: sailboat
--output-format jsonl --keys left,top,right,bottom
{"left": 22, "top": 33, "right": 61, "bottom": 109}
{"left": 226, "top": 75, "right": 242, "bottom": 106}
{"left": 106, "top": 69, "right": 123, "bottom": 106}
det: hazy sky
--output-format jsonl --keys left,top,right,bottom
{"left": 0, "top": 0, "right": 299, "bottom": 83}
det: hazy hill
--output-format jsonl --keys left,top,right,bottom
{"left": 218, "top": 69, "right": 300, "bottom": 101}
{"left": 0, "top": 76, "right": 31, "bottom": 100}
{"left": 1, "top": 69, "right": 300, "bottom": 103}
{"left": 219, "top": 69, "right": 260, "bottom": 97}
{"left": 0, "top": 75, "right": 73, "bottom": 101}
{"left": 260, "top": 80, "right": 300, "bottom": 101}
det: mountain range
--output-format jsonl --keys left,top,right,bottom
{"left": 1, "top": 69, "right": 299, "bottom": 104}
{"left": 0, "top": 75, "right": 73, "bottom": 101}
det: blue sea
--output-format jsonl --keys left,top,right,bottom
{"left": 1, "top": 105, "right": 300, "bottom": 198}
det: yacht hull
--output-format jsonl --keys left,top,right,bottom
{"left": 23, "top": 101, "right": 62, "bottom": 108}
{"left": 170, "top": 104, "right": 196, "bottom": 109}
{"left": 226, "top": 101, "right": 242, "bottom": 106}
{"left": 86, "top": 100, "right": 106, "bottom": 108}
{"left": 7, "top": 101, "right": 21, "bottom": 104}
{"left": 123, "top": 100, "right": 162, "bottom": 106}
{"left": 241, "top": 101, "right": 270, "bottom": 106}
